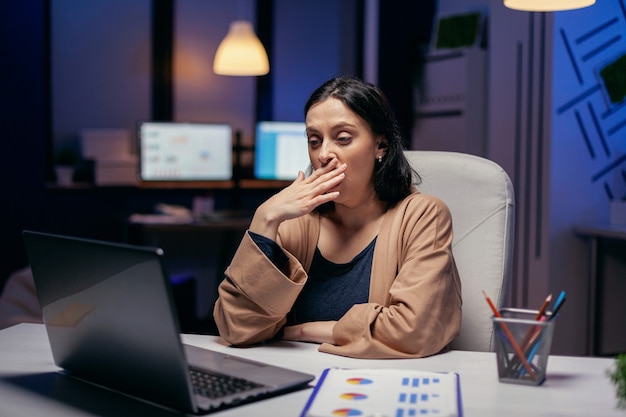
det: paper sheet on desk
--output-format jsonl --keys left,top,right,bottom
{"left": 300, "top": 368, "right": 462, "bottom": 417}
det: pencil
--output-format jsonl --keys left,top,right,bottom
{"left": 483, "top": 290, "right": 537, "bottom": 380}
{"left": 534, "top": 293, "right": 552, "bottom": 320}
{"left": 518, "top": 293, "right": 552, "bottom": 352}
{"left": 514, "top": 292, "right": 566, "bottom": 376}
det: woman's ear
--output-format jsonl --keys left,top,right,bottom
{"left": 377, "top": 136, "right": 388, "bottom": 153}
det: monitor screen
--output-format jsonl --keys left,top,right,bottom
{"left": 138, "top": 122, "right": 233, "bottom": 181}
{"left": 254, "top": 121, "right": 309, "bottom": 180}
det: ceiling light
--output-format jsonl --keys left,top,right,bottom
{"left": 213, "top": 20, "right": 269, "bottom": 76}
{"left": 504, "top": 0, "right": 596, "bottom": 11}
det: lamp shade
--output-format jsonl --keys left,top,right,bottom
{"left": 504, "top": 0, "right": 595, "bottom": 11}
{"left": 213, "top": 20, "right": 269, "bottom": 76}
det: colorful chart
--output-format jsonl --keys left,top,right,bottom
{"left": 339, "top": 392, "right": 368, "bottom": 400}
{"left": 346, "top": 377, "right": 373, "bottom": 385}
{"left": 332, "top": 408, "right": 363, "bottom": 416}
{"left": 302, "top": 368, "right": 460, "bottom": 417}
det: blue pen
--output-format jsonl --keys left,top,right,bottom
{"left": 518, "top": 291, "right": 566, "bottom": 378}
{"left": 517, "top": 337, "right": 542, "bottom": 378}
{"left": 549, "top": 291, "right": 566, "bottom": 320}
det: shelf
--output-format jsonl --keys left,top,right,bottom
{"left": 46, "top": 179, "right": 291, "bottom": 191}
{"left": 238, "top": 179, "right": 291, "bottom": 189}
{"left": 138, "top": 180, "right": 235, "bottom": 189}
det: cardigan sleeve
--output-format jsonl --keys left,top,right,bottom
{"left": 319, "top": 194, "right": 462, "bottom": 358}
{"left": 248, "top": 231, "right": 290, "bottom": 272}
{"left": 212, "top": 232, "right": 308, "bottom": 346}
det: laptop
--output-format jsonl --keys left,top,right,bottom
{"left": 22, "top": 230, "right": 314, "bottom": 414}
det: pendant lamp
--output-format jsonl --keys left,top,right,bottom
{"left": 213, "top": 20, "right": 269, "bottom": 76}
{"left": 504, "top": 0, "right": 596, "bottom": 11}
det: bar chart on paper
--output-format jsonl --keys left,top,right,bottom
{"left": 300, "top": 368, "right": 462, "bottom": 417}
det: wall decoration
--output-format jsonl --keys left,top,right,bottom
{"left": 599, "top": 52, "right": 626, "bottom": 105}
{"left": 554, "top": 9, "right": 626, "bottom": 202}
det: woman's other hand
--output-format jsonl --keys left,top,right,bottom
{"left": 281, "top": 321, "right": 337, "bottom": 344}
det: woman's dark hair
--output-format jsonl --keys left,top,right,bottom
{"left": 304, "top": 76, "right": 418, "bottom": 205}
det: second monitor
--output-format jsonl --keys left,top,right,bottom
{"left": 254, "top": 121, "right": 310, "bottom": 180}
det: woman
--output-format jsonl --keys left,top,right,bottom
{"left": 213, "top": 76, "right": 461, "bottom": 359}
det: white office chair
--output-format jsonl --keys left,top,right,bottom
{"left": 404, "top": 151, "right": 515, "bottom": 352}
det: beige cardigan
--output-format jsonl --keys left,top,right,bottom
{"left": 213, "top": 192, "right": 462, "bottom": 359}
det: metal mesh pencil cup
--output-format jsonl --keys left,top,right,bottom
{"left": 492, "top": 308, "right": 555, "bottom": 386}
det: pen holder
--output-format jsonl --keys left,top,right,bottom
{"left": 492, "top": 308, "right": 555, "bottom": 386}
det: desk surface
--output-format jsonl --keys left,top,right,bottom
{"left": 0, "top": 323, "right": 622, "bottom": 417}
{"left": 574, "top": 223, "right": 626, "bottom": 240}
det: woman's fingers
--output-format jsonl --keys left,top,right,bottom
{"left": 291, "top": 163, "right": 345, "bottom": 206}
{"left": 306, "top": 159, "right": 344, "bottom": 182}
{"left": 249, "top": 161, "right": 346, "bottom": 238}
{"left": 302, "top": 162, "right": 346, "bottom": 191}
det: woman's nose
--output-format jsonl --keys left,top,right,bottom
{"left": 318, "top": 141, "right": 335, "bottom": 164}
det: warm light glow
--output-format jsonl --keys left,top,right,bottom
{"left": 504, "top": 0, "right": 595, "bottom": 11}
{"left": 213, "top": 20, "right": 269, "bottom": 76}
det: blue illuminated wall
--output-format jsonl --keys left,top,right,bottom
{"left": 482, "top": 0, "right": 626, "bottom": 355}
{"left": 549, "top": 0, "right": 626, "bottom": 355}
{"left": 552, "top": 1, "right": 626, "bottom": 208}
{"left": 52, "top": 0, "right": 151, "bottom": 152}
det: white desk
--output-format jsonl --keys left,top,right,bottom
{"left": 0, "top": 323, "right": 622, "bottom": 416}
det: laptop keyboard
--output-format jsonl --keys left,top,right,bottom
{"left": 189, "top": 367, "right": 265, "bottom": 399}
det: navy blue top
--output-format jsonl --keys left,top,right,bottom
{"left": 248, "top": 231, "right": 374, "bottom": 325}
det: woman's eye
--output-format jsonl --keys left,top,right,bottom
{"left": 336, "top": 136, "right": 351, "bottom": 143}
{"left": 308, "top": 137, "right": 321, "bottom": 147}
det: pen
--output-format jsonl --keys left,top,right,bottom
{"left": 521, "top": 291, "right": 566, "bottom": 374}
{"left": 519, "top": 293, "right": 552, "bottom": 352}
{"left": 510, "top": 293, "right": 552, "bottom": 374}
{"left": 483, "top": 290, "right": 537, "bottom": 380}
{"left": 549, "top": 290, "right": 566, "bottom": 320}
{"left": 516, "top": 291, "right": 567, "bottom": 376}
{"left": 516, "top": 336, "right": 543, "bottom": 378}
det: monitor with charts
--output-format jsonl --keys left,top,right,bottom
{"left": 138, "top": 121, "right": 233, "bottom": 182}
{"left": 254, "top": 121, "right": 310, "bottom": 180}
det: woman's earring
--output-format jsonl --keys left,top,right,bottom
{"left": 377, "top": 155, "right": 383, "bottom": 163}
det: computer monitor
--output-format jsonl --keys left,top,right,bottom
{"left": 254, "top": 121, "right": 309, "bottom": 180}
{"left": 138, "top": 122, "right": 233, "bottom": 182}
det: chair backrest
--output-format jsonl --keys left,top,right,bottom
{"left": 404, "top": 151, "right": 515, "bottom": 352}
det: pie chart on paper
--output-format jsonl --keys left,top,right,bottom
{"left": 331, "top": 408, "right": 363, "bottom": 416}
{"left": 339, "top": 392, "right": 368, "bottom": 400}
{"left": 346, "top": 377, "right": 373, "bottom": 385}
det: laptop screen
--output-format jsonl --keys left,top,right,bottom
{"left": 254, "top": 121, "right": 309, "bottom": 180}
{"left": 22, "top": 230, "right": 315, "bottom": 414}
{"left": 138, "top": 122, "right": 233, "bottom": 181}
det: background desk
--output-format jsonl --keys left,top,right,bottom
{"left": 0, "top": 323, "right": 623, "bottom": 417}
{"left": 574, "top": 223, "right": 626, "bottom": 356}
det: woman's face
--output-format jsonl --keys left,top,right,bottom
{"left": 305, "top": 98, "right": 385, "bottom": 206}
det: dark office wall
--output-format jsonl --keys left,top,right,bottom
{"left": 0, "top": 1, "right": 49, "bottom": 286}
{"left": 271, "top": 0, "right": 361, "bottom": 122}
{"left": 0, "top": 2, "right": 159, "bottom": 290}
{"left": 51, "top": 0, "right": 152, "bottom": 152}
{"left": 378, "top": 1, "right": 436, "bottom": 146}
{"left": 0, "top": 1, "right": 437, "bottom": 291}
